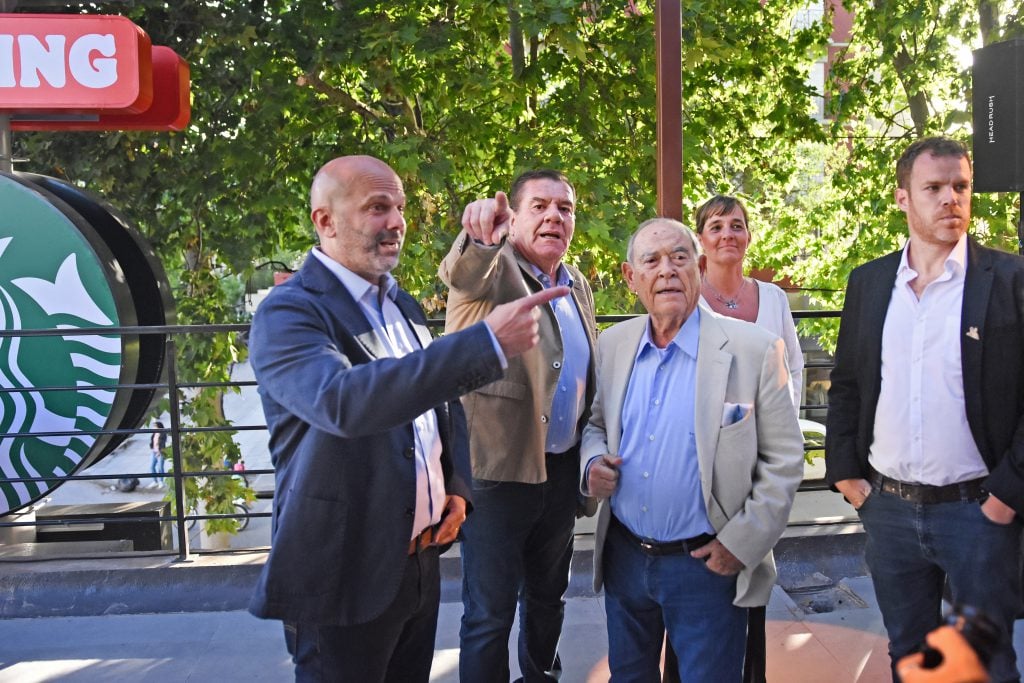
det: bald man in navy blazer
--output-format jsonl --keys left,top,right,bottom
{"left": 248, "top": 155, "right": 570, "bottom": 682}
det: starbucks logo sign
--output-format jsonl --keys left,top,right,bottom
{"left": 0, "top": 173, "right": 171, "bottom": 516}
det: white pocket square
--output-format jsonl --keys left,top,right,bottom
{"left": 721, "top": 402, "right": 753, "bottom": 426}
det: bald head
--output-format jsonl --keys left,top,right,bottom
{"left": 309, "top": 155, "right": 407, "bottom": 283}
{"left": 310, "top": 155, "right": 400, "bottom": 213}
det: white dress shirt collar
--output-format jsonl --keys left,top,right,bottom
{"left": 311, "top": 247, "right": 399, "bottom": 305}
{"left": 896, "top": 232, "right": 968, "bottom": 286}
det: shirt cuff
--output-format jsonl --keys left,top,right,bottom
{"left": 482, "top": 322, "right": 508, "bottom": 370}
{"left": 580, "top": 455, "right": 602, "bottom": 496}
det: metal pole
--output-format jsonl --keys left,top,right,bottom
{"left": 165, "top": 335, "right": 192, "bottom": 561}
{"left": 1018, "top": 191, "right": 1023, "bottom": 256}
{"left": 655, "top": 0, "right": 683, "bottom": 221}
{"left": 0, "top": 114, "right": 13, "bottom": 173}
{"left": 655, "top": 8, "right": 683, "bottom": 675}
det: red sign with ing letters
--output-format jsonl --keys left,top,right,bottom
{"left": 0, "top": 14, "right": 153, "bottom": 113}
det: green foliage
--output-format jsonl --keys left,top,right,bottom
{"left": 12, "top": 1, "right": 1023, "bottom": 519}
{"left": 795, "top": 0, "right": 1024, "bottom": 351}
{"left": 172, "top": 263, "right": 248, "bottom": 534}
{"left": 13, "top": 1, "right": 833, "bottom": 310}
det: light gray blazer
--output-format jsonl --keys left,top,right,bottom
{"left": 581, "top": 306, "right": 804, "bottom": 607}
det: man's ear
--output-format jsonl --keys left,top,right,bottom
{"left": 311, "top": 208, "right": 333, "bottom": 237}
{"left": 621, "top": 261, "right": 635, "bottom": 292}
{"left": 894, "top": 187, "right": 909, "bottom": 213}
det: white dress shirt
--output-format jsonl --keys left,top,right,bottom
{"left": 869, "top": 234, "right": 988, "bottom": 485}
{"left": 312, "top": 248, "right": 445, "bottom": 538}
{"left": 698, "top": 280, "right": 803, "bottom": 412}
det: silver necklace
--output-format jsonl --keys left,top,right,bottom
{"left": 703, "top": 277, "right": 746, "bottom": 310}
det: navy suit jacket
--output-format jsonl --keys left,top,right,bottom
{"left": 826, "top": 238, "right": 1024, "bottom": 514}
{"left": 248, "top": 253, "right": 504, "bottom": 625}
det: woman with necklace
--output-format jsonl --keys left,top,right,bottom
{"left": 697, "top": 194, "right": 803, "bottom": 683}
{"left": 696, "top": 194, "right": 803, "bottom": 409}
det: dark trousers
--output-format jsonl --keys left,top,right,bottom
{"left": 859, "top": 489, "right": 1022, "bottom": 683}
{"left": 285, "top": 546, "right": 440, "bottom": 682}
{"left": 459, "top": 450, "right": 580, "bottom": 682}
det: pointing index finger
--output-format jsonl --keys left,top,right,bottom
{"left": 491, "top": 191, "right": 511, "bottom": 242}
{"left": 495, "top": 190, "right": 510, "bottom": 214}
{"left": 519, "top": 285, "right": 570, "bottom": 309}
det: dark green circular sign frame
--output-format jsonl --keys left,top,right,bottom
{"left": 0, "top": 173, "right": 173, "bottom": 516}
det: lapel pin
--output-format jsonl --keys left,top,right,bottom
{"left": 966, "top": 326, "right": 980, "bottom": 341}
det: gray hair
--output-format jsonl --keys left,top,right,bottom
{"left": 625, "top": 217, "right": 701, "bottom": 263}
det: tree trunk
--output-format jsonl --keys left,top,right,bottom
{"left": 977, "top": 0, "right": 997, "bottom": 44}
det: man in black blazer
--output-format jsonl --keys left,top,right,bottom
{"left": 248, "top": 155, "right": 569, "bottom": 682}
{"left": 826, "top": 137, "right": 1024, "bottom": 682}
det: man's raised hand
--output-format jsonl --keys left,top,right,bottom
{"left": 484, "top": 286, "right": 570, "bottom": 358}
{"left": 462, "top": 191, "right": 513, "bottom": 246}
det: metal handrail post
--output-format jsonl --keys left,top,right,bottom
{"left": 165, "top": 335, "right": 191, "bottom": 560}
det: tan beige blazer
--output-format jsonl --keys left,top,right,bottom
{"left": 440, "top": 232, "right": 598, "bottom": 492}
{"left": 581, "top": 307, "right": 803, "bottom": 606}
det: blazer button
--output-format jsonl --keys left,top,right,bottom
{"left": 540, "top": 415, "right": 549, "bottom": 423}
{"left": 552, "top": 361, "right": 562, "bottom": 369}
{"left": 404, "top": 447, "right": 415, "bottom": 459}
{"left": 405, "top": 507, "right": 414, "bottom": 517}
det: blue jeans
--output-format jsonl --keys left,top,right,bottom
{"left": 459, "top": 450, "right": 580, "bottom": 682}
{"left": 603, "top": 521, "right": 746, "bottom": 683}
{"left": 150, "top": 450, "right": 165, "bottom": 484}
{"left": 858, "top": 487, "right": 1022, "bottom": 682}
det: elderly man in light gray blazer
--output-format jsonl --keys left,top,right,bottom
{"left": 581, "top": 218, "right": 803, "bottom": 683}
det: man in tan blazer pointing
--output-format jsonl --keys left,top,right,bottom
{"left": 440, "top": 169, "right": 598, "bottom": 682}
{"left": 581, "top": 218, "right": 803, "bottom": 682}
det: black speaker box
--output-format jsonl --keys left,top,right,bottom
{"left": 973, "top": 39, "right": 1024, "bottom": 192}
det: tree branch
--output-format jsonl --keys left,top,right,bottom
{"left": 977, "top": 0, "right": 997, "bottom": 44}
{"left": 509, "top": 0, "right": 525, "bottom": 79}
{"left": 891, "top": 47, "right": 930, "bottom": 136}
{"left": 301, "top": 69, "right": 387, "bottom": 122}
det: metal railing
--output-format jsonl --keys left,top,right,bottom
{"left": 0, "top": 309, "right": 839, "bottom": 562}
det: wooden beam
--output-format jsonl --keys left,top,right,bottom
{"left": 655, "top": 0, "right": 683, "bottom": 220}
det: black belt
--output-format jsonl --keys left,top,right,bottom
{"left": 610, "top": 514, "right": 715, "bottom": 556}
{"left": 870, "top": 470, "right": 987, "bottom": 504}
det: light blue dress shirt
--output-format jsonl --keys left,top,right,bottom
{"left": 610, "top": 308, "right": 714, "bottom": 542}
{"left": 533, "top": 264, "right": 590, "bottom": 455}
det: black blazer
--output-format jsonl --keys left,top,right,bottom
{"left": 248, "top": 254, "right": 504, "bottom": 625}
{"left": 826, "top": 238, "right": 1024, "bottom": 514}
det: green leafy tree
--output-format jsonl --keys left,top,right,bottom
{"left": 787, "top": 0, "right": 1024, "bottom": 349}
{"left": 12, "top": 0, "right": 857, "bottom": 529}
